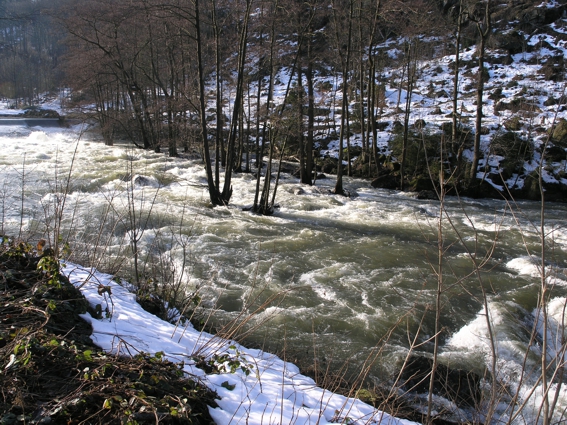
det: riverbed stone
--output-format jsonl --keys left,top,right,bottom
{"left": 399, "top": 355, "right": 484, "bottom": 409}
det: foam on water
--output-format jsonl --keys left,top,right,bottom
{"left": 446, "top": 297, "right": 567, "bottom": 423}
{"left": 506, "top": 256, "right": 542, "bottom": 277}
{"left": 2, "top": 129, "right": 567, "bottom": 422}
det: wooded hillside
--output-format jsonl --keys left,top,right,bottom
{"left": 1, "top": 0, "right": 566, "bottom": 206}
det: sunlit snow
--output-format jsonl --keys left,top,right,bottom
{"left": 63, "top": 262, "right": 418, "bottom": 425}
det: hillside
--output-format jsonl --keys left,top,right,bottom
{"left": 354, "top": 0, "right": 567, "bottom": 201}
{"left": 0, "top": 0, "right": 566, "bottom": 206}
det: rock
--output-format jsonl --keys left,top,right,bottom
{"left": 504, "top": 116, "right": 523, "bottom": 131}
{"left": 551, "top": 118, "right": 567, "bottom": 144}
{"left": 410, "top": 176, "right": 435, "bottom": 192}
{"left": 518, "top": 170, "right": 567, "bottom": 202}
{"left": 540, "top": 61, "right": 565, "bottom": 82}
{"left": 488, "top": 87, "right": 504, "bottom": 101}
{"left": 492, "top": 30, "right": 525, "bottom": 55}
{"left": 133, "top": 175, "right": 152, "bottom": 186}
{"left": 371, "top": 173, "right": 399, "bottom": 189}
{"left": 279, "top": 163, "right": 299, "bottom": 175}
{"left": 349, "top": 145, "right": 363, "bottom": 156}
{"left": 413, "top": 119, "right": 427, "bottom": 130}
{"left": 399, "top": 355, "right": 483, "bottom": 409}
{"left": 392, "top": 121, "right": 404, "bottom": 133}
{"left": 545, "top": 146, "right": 566, "bottom": 162}
{"left": 416, "top": 190, "right": 438, "bottom": 200}
{"left": 544, "top": 96, "right": 558, "bottom": 107}
{"left": 460, "top": 179, "right": 503, "bottom": 200}
{"left": 320, "top": 157, "right": 337, "bottom": 174}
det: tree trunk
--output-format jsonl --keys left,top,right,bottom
{"left": 195, "top": 0, "right": 224, "bottom": 206}
{"left": 452, "top": 1, "right": 464, "bottom": 179}
{"left": 306, "top": 39, "right": 315, "bottom": 185}
{"left": 400, "top": 41, "right": 415, "bottom": 191}
{"left": 469, "top": 2, "right": 491, "bottom": 181}
{"left": 222, "top": 0, "right": 253, "bottom": 203}
{"left": 333, "top": 0, "right": 354, "bottom": 197}
{"left": 212, "top": 0, "right": 222, "bottom": 191}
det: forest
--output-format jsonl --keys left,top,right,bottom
{"left": 1, "top": 0, "right": 566, "bottom": 211}
{"left": 1, "top": 1, "right": 567, "bottom": 424}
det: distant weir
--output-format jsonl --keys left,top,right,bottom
{"left": 0, "top": 117, "right": 63, "bottom": 127}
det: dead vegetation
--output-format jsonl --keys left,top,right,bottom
{"left": 0, "top": 238, "right": 217, "bottom": 425}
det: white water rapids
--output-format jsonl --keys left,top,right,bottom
{"left": 2, "top": 126, "right": 567, "bottom": 423}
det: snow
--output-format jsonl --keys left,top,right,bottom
{"left": 62, "top": 262, "right": 419, "bottom": 425}
{"left": 0, "top": 108, "right": 23, "bottom": 116}
{"left": 2, "top": 8, "right": 567, "bottom": 422}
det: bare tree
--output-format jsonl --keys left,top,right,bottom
{"left": 331, "top": 0, "right": 355, "bottom": 196}
{"left": 221, "top": 0, "right": 254, "bottom": 203}
{"left": 469, "top": 0, "right": 492, "bottom": 181}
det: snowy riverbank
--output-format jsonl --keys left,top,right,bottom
{"left": 63, "top": 262, "right": 418, "bottom": 425}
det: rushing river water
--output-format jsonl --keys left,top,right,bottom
{"left": 2, "top": 125, "right": 567, "bottom": 422}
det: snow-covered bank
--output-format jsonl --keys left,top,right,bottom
{"left": 62, "top": 262, "right": 418, "bottom": 425}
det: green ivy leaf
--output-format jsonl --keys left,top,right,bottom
{"left": 221, "top": 381, "right": 236, "bottom": 391}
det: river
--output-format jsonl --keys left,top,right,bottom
{"left": 1, "top": 125, "right": 567, "bottom": 423}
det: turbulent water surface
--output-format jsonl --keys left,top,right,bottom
{"left": 2, "top": 126, "right": 567, "bottom": 422}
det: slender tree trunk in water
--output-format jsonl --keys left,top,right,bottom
{"left": 369, "top": 58, "right": 380, "bottom": 175}
{"left": 359, "top": 0, "right": 382, "bottom": 171}
{"left": 271, "top": 134, "right": 289, "bottom": 207}
{"left": 305, "top": 35, "right": 315, "bottom": 185}
{"left": 253, "top": 1, "right": 277, "bottom": 212}
{"left": 254, "top": 72, "right": 262, "bottom": 170}
{"left": 400, "top": 42, "right": 415, "bottom": 191}
{"left": 246, "top": 81, "right": 251, "bottom": 172}
{"left": 452, "top": 0, "right": 463, "bottom": 170}
{"left": 427, "top": 147, "right": 444, "bottom": 424}
{"left": 470, "top": 1, "right": 491, "bottom": 181}
{"left": 253, "top": 51, "right": 264, "bottom": 209}
{"left": 333, "top": 0, "right": 353, "bottom": 196}
{"left": 539, "top": 125, "right": 550, "bottom": 425}
{"left": 162, "top": 22, "right": 178, "bottom": 158}
{"left": 212, "top": 0, "right": 222, "bottom": 191}
{"left": 257, "top": 58, "right": 299, "bottom": 214}
{"left": 126, "top": 85, "right": 151, "bottom": 149}
{"left": 222, "top": 0, "right": 252, "bottom": 202}
{"left": 195, "top": 0, "right": 223, "bottom": 205}
{"left": 236, "top": 95, "right": 244, "bottom": 172}
{"left": 259, "top": 127, "right": 274, "bottom": 214}
{"left": 298, "top": 65, "right": 306, "bottom": 184}
{"left": 346, "top": 104, "right": 351, "bottom": 177}
{"left": 254, "top": 22, "right": 264, "bottom": 173}
{"left": 334, "top": 79, "right": 347, "bottom": 195}
{"left": 357, "top": 0, "right": 367, "bottom": 155}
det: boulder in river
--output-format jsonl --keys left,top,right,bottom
{"left": 399, "top": 355, "right": 484, "bottom": 410}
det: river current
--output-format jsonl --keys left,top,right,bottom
{"left": 2, "top": 126, "right": 567, "bottom": 423}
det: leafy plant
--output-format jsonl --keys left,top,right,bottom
{"left": 37, "top": 254, "right": 62, "bottom": 288}
{"left": 209, "top": 345, "right": 255, "bottom": 377}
